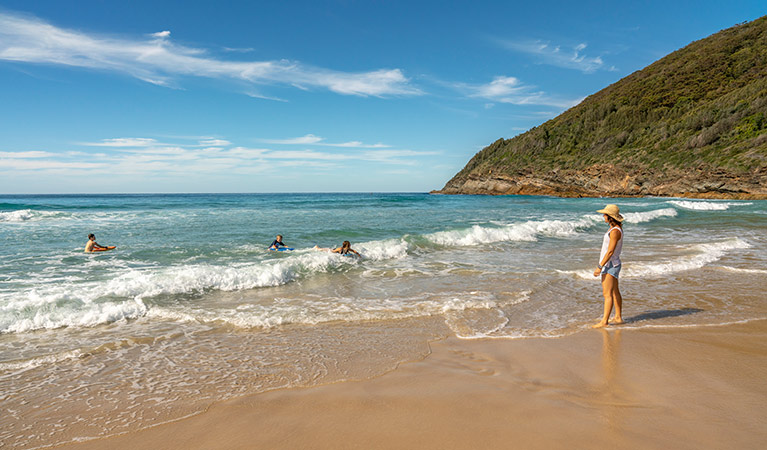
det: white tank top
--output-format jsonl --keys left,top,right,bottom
{"left": 600, "top": 226, "right": 623, "bottom": 266}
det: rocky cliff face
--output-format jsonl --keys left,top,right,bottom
{"left": 434, "top": 17, "right": 767, "bottom": 199}
{"left": 436, "top": 165, "right": 767, "bottom": 199}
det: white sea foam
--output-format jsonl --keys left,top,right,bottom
{"left": 668, "top": 200, "right": 752, "bottom": 211}
{"left": 0, "top": 239, "right": 411, "bottom": 334}
{"left": 424, "top": 208, "right": 675, "bottom": 247}
{"left": 0, "top": 209, "right": 72, "bottom": 222}
{"left": 147, "top": 291, "right": 511, "bottom": 330}
{"left": 622, "top": 208, "right": 677, "bottom": 223}
{"left": 717, "top": 266, "right": 767, "bottom": 274}
{"left": 627, "top": 238, "right": 751, "bottom": 277}
{"left": 0, "top": 298, "right": 148, "bottom": 334}
{"left": 567, "top": 238, "right": 751, "bottom": 279}
{"left": 356, "top": 238, "right": 409, "bottom": 260}
{"left": 425, "top": 217, "right": 596, "bottom": 246}
{"left": 0, "top": 349, "right": 85, "bottom": 372}
{"left": 0, "top": 209, "right": 37, "bottom": 222}
{"left": 604, "top": 318, "right": 760, "bottom": 331}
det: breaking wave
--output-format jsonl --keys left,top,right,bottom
{"left": 425, "top": 208, "right": 676, "bottom": 247}
{"left": 668, "top": 200, "right": 752, "bottom": 211}
{"left": 567, "top": 238, "right": 751, "bottom": 279}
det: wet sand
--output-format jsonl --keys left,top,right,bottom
{"left": 57, "top": 320, "right": 767, "bottom": 450}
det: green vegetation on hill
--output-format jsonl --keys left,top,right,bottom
{"left": 451, "top": 17, "right": 767, "bottom": 183}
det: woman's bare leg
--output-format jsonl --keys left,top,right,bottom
{"left": 592, "top": 274, "right": 614, "bottom": 328}
{"left": 610, "top": 278, "right": 624, "bottom": 324}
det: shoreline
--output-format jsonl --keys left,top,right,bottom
{"left": 56, "top": 319, "right": 767, "bottom": 450}
{"left": 431, "top": 168, "right": 767, "bottom": 200}
{"left": 429, "top": 188, "right": 767, "bottom": 200}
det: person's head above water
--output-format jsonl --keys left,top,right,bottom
{"left": 338, "top": 241, "right": 352, "bottom": 254}
{"left": 276, "top": 235, "right": 283, "bottom": 241}
{"left": 88, "top": 233, "right": 95, "bottom": 240}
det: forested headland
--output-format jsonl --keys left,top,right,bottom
{"left": 435, "top": 17, "right": 767, "bottom": 198}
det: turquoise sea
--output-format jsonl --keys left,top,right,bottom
{"left": 1, "top": 193, "right": 765, "bottom": 448}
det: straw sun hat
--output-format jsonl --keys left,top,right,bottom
{"left": 597, "top": 204, "right": 624, "bottom": 222}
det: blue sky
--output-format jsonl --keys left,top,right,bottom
{"left": 0, "top": 1, "right": 764, "bottom": 193}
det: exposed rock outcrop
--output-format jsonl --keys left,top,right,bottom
{"left": 435, "top": 165, "right": 767, "bottom": 199}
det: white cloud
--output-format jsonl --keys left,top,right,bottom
{"left": 0, "top": 134, "right": 440, "bottom": 182}
{"left": 329, "top": 141, "right": 390, "bottom": 148}
{"left": 0, "top": 158, "right": 105, "bottom": 170}
{"left": 460, "top": 76, "right": 583, "bottom": 108}
{"left": 474, "top": 76, "right": 525, "bottom": 98}
{"left": 119, "top": 147, "right": 204, "bottom": 161}
{"left": 259, "top": 134, "right": 391, "bottom": 148}
{"left": 0, "top": 150, "right": 55, "bottom": 158}
{"left": 81, "top": 138, "right": 159, "bottom": 147}
{"left": 270, "top": 160, "right": 339, "bottom": 169}
{"left": 260, "top": 134, "right": 325, "bottom": 145}
{"left": 223, "top": 47, "right": 255, "bottom": 53}
{"left": 358, "top": 149, "right": 439, "bottom": 165}
{"left": 198, "top": 139, "right": 231, "bottom": 147}
{"left": 0, "top": 12, "right": 420, "bottom": 97}
{"left": 244, "top": 91, "right": 289, "bottom": 102}
{"left": 497, "top": 39, "right": 605, "bottom": 73}
{"left": 265, "top": 150, "right": 351, "bottom": 160}
{"left": 227, "top": 147, "right": 269, "bottom": 158}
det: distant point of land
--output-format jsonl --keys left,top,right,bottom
{"left": 435, "top": 16, "right": 767, "bottom": 199}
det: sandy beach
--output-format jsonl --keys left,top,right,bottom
{"left": 56, "top": 319, "right": 767, "bottom": 450}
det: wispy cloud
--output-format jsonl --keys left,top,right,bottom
{"left": 0, "top": 11, "right": 420, "bottom": 97}
{"left": 232, "top": 147, "right": 436, "bottom": 165}
{"left": 262, "top": 149, "right": 350, "bottom": 161}
{"left": 259, "top": 134, "right": 325, "bottom": 145}
{"left": 198, "top": 139, "right": 231, "bottom": 147}
{"left": 331, "top": 141, "right": 389, "bottom": 148}
{"left": 150, "top": 30, "right": 171, "bottom": 39}
{"left": 0, "top": 158, "right": 106, "bottom": 170}
{"left": 80, "top": 138, "right": 160, "bottom": 147}
{"left": 80, "top": 137, "right": 233, "bottom": 148}
{"left": 222, "top": 46, "right": 255, "bottom": 53}
{"left": 458, "top": 76, "right": 583, "bottom": 108}
{"left": 244, "top": 91, "right": 289, "bottom": 102}
{"left": 496, "top": 38, "right": 606, "bottom": 73}
{"left": 259, "top": 134, "right": 390, "bottom": 148}
{"left": 0, "top": 150, "right": 56, "bottom": 158}
{"left": 0, "top": 135, "right": 439, "bottom": 175}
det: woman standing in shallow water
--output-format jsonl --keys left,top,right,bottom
{"left": 592, "top": 204, "right": 625, "bottom": 328}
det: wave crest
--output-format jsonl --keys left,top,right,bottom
{"left": 425, "top": 208, "right": 675, "bottom": 247}
{"left": 567, "top": 238, "right": 751, "bottom": 279}
{"left": 668, "top": 200, "right": 752, "bottom": 211}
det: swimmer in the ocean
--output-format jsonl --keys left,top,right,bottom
{"left": 84, "top": 234, "right": 108, "bottom": 253}
{"left": 314, "top": 240, "right": 361, "bottom": 257}
{"left": 269, "top": 235, "right": 288, "bottom": 250}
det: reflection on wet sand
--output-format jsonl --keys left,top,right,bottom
{"left": 598, "top": 328, "right": 629, "bottom": 433}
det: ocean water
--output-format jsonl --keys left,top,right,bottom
{"left": 1, "top": 193, "right": 765, "bottom": 448}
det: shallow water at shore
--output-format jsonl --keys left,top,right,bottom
{"left": 1, "top": 193, "right": 765, "bottom": 448}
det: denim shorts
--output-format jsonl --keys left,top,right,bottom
{"left": 601, "top": 261, "right": 622, "bottom": 279}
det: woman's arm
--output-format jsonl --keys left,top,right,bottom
{"left": 594, "top": 229, "right": 621, "bottom": 276}
{"left": 598, "top": 229, "right": 622, "bottom": 267}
